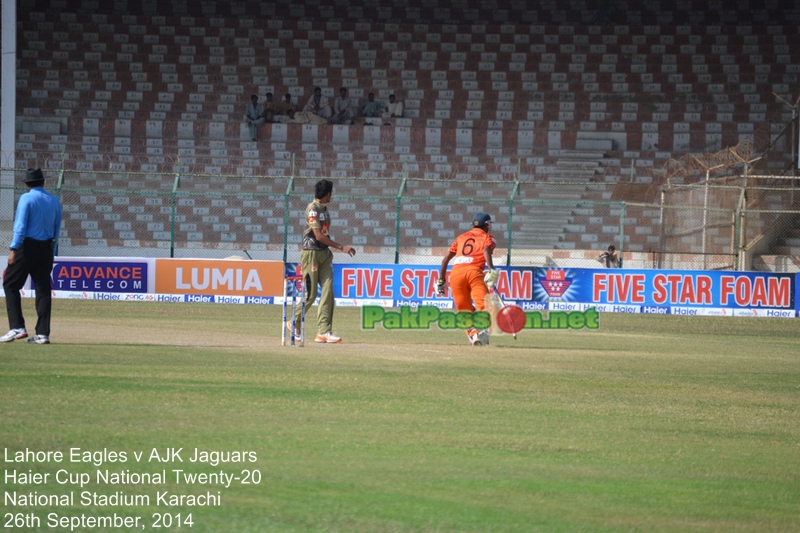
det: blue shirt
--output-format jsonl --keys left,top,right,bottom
{"left": 10, "top": 187, "right": 62, "bottom": 250}
{"left": 361, "top": 100, "right": 382, "bottom": 117}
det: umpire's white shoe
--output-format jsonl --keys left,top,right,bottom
{"left": 27, "top": 335, "right": 50, "bottom": 345}
{"left": 0, "top": 328, "right": 28, "bottom": 342}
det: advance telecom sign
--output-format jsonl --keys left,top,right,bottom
{"left": 51, "top": 260, "right": 149, "bottom": 293}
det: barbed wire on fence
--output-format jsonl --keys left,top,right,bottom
{"left": 661, "top": 111, "right": 798, "bottom": 188}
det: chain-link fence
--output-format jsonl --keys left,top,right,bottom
{"left": 652, "top": 108, "right": 800, "bottom": 270}
{"left": 1, "top": 166, "right": 799, "bottom": 271}
{"left": 659, "top": 175, "right": 800, "bottom": 270}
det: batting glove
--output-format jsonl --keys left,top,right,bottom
{"left": 436, "top": 278, "right": 447, "bottom": 296}
{"left": 484, "top": 269, "right": 499, "bottom": 290}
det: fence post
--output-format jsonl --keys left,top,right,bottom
{"left": 395, "top": 171, "right": 407, "bottom": 264}
{"left": 54, "top": 167, "right": 65, "bottom": 257}
{"left": 734, "top": 190, "right": 744, "bottom": 271}
{"left": 169, "top": 171, "right": 181, "bottom": 258}
{"left": 618, "top": 202, "right": 626, "bottom": 268}
{"left": 658, "top": 190, "right": 665, "bottom": 269}
{"left": 507, "top": 179, "right": 519, "bottom": 266}
{"left": 701, "top": 168, "right": 711, "bottom": 269}
{"left": 283, "top": 157, "right": 295, "bottom": 264}
{"left": 734, "top": 164, "right": 748, "bottom": 270}
{"left": 55, "top": 167, "right": 64, "bottom": 198}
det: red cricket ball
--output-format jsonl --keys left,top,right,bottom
{"left": 496, "top": 305, "right": 526, "bottom": 335}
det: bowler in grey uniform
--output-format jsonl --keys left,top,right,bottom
{"left": 292, "top": 179, "right": 356, "bottom": 343}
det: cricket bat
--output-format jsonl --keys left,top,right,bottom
{"left": 485, "top": 290, "right": 504, "bottom": 336}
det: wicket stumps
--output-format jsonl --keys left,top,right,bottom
{"left": 281, "top": 275, "right": 305, "bottom": 347}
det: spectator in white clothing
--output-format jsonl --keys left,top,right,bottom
{"left": 304, "top": 86, "right": 332, "bottom": 120}
{"left": 244, "top": 94, "right": 265, "bottom": 141}
{"left": 381, "top": 94, "right": 404, "bottom": 123}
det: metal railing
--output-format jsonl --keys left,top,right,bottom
{"left": 1, "top": 167, "right": 798, "bottom": 271}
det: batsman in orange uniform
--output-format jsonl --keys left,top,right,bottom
{"left": 437, "top": 212, "right": 497, "bottom": 346}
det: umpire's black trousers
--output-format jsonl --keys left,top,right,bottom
{"left": 3, "top": 238, "right": 55, "bottom": 336}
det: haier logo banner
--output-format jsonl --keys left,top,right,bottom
{"left": 52, "top": 259, "right": 151, "bottom": 293}
{"left": 155, "top": 259, "right": 284, "bottom": 296}
{"left": 245, "top": 296, "right": 274, "bottom": 305}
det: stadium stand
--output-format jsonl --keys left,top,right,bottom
{"left": 11, "top": 0, "right": 800, "bottom": 265}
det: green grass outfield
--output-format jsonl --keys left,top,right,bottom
{"left": 1, "top": 299, "right": 799, "bottom": 532}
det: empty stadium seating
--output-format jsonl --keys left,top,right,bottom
{"left": 12, "top": 0, "right": 800, "bottom": 263}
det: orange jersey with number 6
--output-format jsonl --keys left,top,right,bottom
{"left": 448, "top": 228, "right": 496, "bottom": 272}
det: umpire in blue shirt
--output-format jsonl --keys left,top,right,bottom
{"left": 1, "top": 168, "right": 62, "bottom": 344}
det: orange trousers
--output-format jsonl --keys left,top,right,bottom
{"left": 449, "top": 267, "right": 488, "bottom": 311}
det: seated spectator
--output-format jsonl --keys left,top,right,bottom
{"left": 329, "top": 87, "right": 354, "bottom": 125}
{"left": 361, "top": 93, "right": 382, "bottom": 123}
{"left": 285, "top": 109, "right": 328, "bottom": 125}
{"left": 381, "top": 94, "right": 404, "bottom": 123}
{"left": 262, "top": 92, "right": 276, "bottom": 123}
{"left": 244, "top": 94, "right": 265, "bottom": 141}
{"left": 303, "top": 86, "right": 332, "bottom": 120}
{"left": 276, "top": 93, "right": 295, "bottom": 116}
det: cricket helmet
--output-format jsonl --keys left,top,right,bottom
{"left": 472, "top": 212, "right": 492, "bottom": 229}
